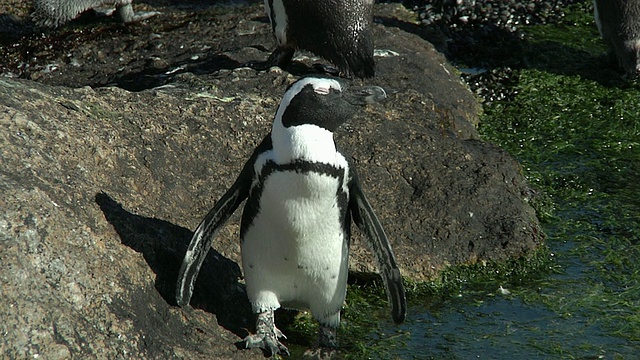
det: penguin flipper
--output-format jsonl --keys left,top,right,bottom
{"left": 175, "top": 177, "right": 250, "bottom": 307}
{"left": 349, "top": 174, "right": 407, "bottom": 324}
{"left": 175, "top": 135, "right": 272, "bottom": 307}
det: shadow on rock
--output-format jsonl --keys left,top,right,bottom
{"left": 375, "top": 7, "right": 627, "bottom": 87}
{"left": 375, "top": 16, "right": 451, "bottom": 56}
{"left": 95, "top": 192, "right": 252, "bottom": 337}
{"left": 112, "top": 53, "right": 244, "bottom": 91}
{"left": 0, "top": 14, "right": 38, "bottom": 43}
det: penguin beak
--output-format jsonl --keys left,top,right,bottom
{"left": 343, "top": 86, "right": 387, "bottom": 106}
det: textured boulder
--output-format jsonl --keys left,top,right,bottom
{"left": 0, "top": 2, "right": 543, "bottom": 358}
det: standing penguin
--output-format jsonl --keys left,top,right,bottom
{"left": 253, "top": 0, "right": 376, "bottom": 78}
{"left": 594, "top": 0, "right": 640, "bottom": 78}
{"left": 176, "top": 75, "right": 406, "bottom": 357}
{"left": 31, "top": 0, "right": 159, "bottom": 27}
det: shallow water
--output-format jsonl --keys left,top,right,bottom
{"left": 370, "top": 3, "right": 640, "bottom": 359}
{"left": 381, "top": 216, "right": 640, "bottom": 358}
{"left": 287, "top": 3, "right": 640, "bottom": 358}
{"left": 390, "top": 299, "right": 636, "bottom": 359}
{"left": 374, "top": 128, "right": 640, "bottom": 358}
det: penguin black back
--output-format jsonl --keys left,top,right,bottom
{"left": 264, "top": 0, "right": 376, "bottom": 78}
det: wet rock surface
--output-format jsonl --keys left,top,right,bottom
{"left": 1, "top": 1, "right": 543, "bottom": 358}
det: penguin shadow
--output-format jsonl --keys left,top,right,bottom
{"left": 112, "top": 53, "right": 244, "bottom": 91}
{"left": 112, "top": 41, "right": 322, "bottom": 91}
{"left": 0, "top": 13, "right": 39, "bottom": 43}
{"left": 375, "top": 13, "right": 629, "bottom": 87}
{"left": 375, "top": 14, "right": 528, "bottom": 69}
{"left": 112, "top": 54, "right": 323, "bottom": 92}
{"left": 515, "top": 40, "right": 632, "bottom": 87}
{"left": 94, "top": 192, "right": 253, "bottom": 338}
{"left": 374, "top": 15, "right": 451, "bottom": 56}
{"left": 112, "top": 9, "right": 325, "bottom": 91}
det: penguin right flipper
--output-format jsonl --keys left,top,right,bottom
{"left": 175, "top": 135, "right": 272, "bottom": 307}
{"left": 348, "top": 170, "right": 407, "bottom": 324}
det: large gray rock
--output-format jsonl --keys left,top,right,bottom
{"left": 0, "top": 2, "right": 543, "bottom": 358}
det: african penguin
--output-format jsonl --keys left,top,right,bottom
{"left": 594, "top": 0, "right": 640, "bottom": 78}
{"left": 31, "top": 0, "right": 159, "bottom": 27}
{"left": 176, "top": 75, "right": 406, "bottom": 357}
{"left": 252, "top": 0, "right": 376, "bottom": 78}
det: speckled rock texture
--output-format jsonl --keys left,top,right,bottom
{"left": 1, "top": 1, "right": 543, "bottom": 358}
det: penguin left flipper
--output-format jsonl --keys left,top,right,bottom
{"left": 175, "top": 135, "right": 272, "bottom": 307}
{"left": 348, "top": 169, "right": 407, "bottom": 324}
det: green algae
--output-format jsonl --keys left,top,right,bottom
{"left": 283, "top": 3, "right": 640, "bottom": 358}
{"left": 477, "top": 2, "right": 640, "bottom": 352}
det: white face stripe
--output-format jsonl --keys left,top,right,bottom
{"left": 270, "top": 77, "right": 345, "bottom": 164}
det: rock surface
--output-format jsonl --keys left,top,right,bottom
{"left": 0, "top": 1, "right": 543, "bottom": 358}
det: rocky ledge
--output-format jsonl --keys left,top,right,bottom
{"left": 1, "top": 2, "right": 543, "bottom": 358}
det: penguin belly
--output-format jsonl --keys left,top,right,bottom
{"left": 242, "top": 170, "right": 349, "bottom": 325}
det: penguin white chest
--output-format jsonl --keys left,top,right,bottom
{"left": 241, "top": 169, "right": 349, "bottom": 313}
{"left": 265, "top": 0, "right": 288, "bottom": 46}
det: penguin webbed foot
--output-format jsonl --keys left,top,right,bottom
{"left": 302, "top": 324, "right": 339, "bottom": 359}
{"left": 243, "top": 310, "right": 290, "bottom": 356}
{"left": 311, "top": 63, "right": 341, "bottom": 77}
{"left": 302, "top": 346, "right": 340, "bottom": 359}
{"left": 311, "top": 63, "right": 374, "bottom": 79}
{"left": 244, "top": 332, "right": 290, "bottom": 356}
{"left": 126, "top": 11, "right": 161, "bottom": 22}
{"left": 243, "top": 47, "right": 295, "bottom": 72}
{"left": 114, "top": 3, "right": 160, "bottom": 23}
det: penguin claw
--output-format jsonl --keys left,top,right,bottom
{"left": 275, "top": 327, "right": 287, "bottom": 340}
{"left": 129, "top": 11, "right": 161, "bottom": 22}
{"left": 244, "top": 309, "right": 289, "bottom": 356}
{"left": 243, "top": 333, "right": 290, "bottom": 356}
{"left": 108, "top": 9, "right": 160, "bottom": 22}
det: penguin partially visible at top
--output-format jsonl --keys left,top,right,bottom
{"left": 31, "top": 0, "right": 159, "bottom": 27}
{"left": 594, "top": 0, "right": 640, "bottom": 78}
{"left": 176, "top": 75, "right": 406, "bottom": 357}
{"left": 251, "top": 0, "right": 377, "bottom": 78}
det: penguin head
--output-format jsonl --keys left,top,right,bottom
{"left": 271, "top": 75, "right": 386, "bottom": 163}
{"left": 275, "top": 75, "right": 386, "bottom": 132}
